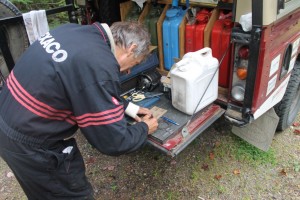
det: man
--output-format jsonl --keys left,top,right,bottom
{"left": 0, "top": 21, "right": 158, "bottom": 199}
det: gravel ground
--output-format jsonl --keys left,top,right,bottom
{"left": 0, "top": 114, "right": 300, "bottom": 200}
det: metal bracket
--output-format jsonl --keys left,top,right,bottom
{"left": 181, "top": 125, "right": 190, "bottom": 138}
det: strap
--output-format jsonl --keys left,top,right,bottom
{"left": 0, "top": 115, "right": 44, "bottom": 147}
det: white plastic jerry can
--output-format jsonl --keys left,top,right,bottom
{"left": 170, "top": 47, "right": 219, "bottom": 115}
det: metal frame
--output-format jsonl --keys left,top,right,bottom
{"left": 0, "top": 0, "right": 77, "bottom": 72}
{"left": 242, "top": 0, "right": 263, "bottom": 121}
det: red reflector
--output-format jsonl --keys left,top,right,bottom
{"left": 238, "top": 46, "right": 249, "bottom": 59}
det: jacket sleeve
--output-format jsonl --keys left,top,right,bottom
{"left": 70, "top": 80, "right": 149, "bottom": 156}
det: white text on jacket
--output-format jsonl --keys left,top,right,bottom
{"left": 38, "top": 32, "right": 68, "bottom": 62}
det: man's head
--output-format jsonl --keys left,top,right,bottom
{"left": 110, "top": 21, "right": 151, "bottom": 73}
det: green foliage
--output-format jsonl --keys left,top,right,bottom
{"left": 11, "top": 0, "right": 69, "bottom": 29}
{"left": 110, "top": 184, "right": 117, "bottom": 191}
{"left": 11, "top": 0, "right": 32, "bottom": 5}
{"left": 11, "top": 0, "right": 62, "bottom": 12}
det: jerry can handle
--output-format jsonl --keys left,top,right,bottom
{"left": 196, "top": 47, "right": 212, "bottom": 58}
{"left": 172, "top": 0, "right": 178, "bottom": 7}
{"left": 173, "top": 59, "right": 189, "bottom": 72}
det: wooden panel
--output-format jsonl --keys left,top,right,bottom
{"left": 120, "top": 1, "right": 133, "bottom": 21}
{"left": 182, "top": 0, "right": 217, "bottom": 7}
{"left": 204, "top": 8, "right": 219, "bottom": 47}
{"left": 217, "top": 86, "right": 229, "bottom": 102}
{"left": 138, "top": 2, "right": 151, "bottom": 23}
{"left": 157, "top": 0, "right": 173, "bottom": 4}
{"left": 179, "top": 16, "right": 187, "bottom": 58}
{"left": 157, "top": 4, "right": 170, "bottom": 71}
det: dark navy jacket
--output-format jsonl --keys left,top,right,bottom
{"left": 0, "top": 23, "right": 148, "bottom": 156}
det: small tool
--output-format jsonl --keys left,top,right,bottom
{"left": 131, "top": 92, "right": 163, "bottom": 102}
{"left": 161, "top": 116, "right": 180, "bottom": 126}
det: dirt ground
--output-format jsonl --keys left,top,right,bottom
{"left": 0, "top": 114, "right": 300, "bottom": 200}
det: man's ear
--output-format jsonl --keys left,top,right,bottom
{"left": 127, "top": 44, "right": 137, "bottom": 56}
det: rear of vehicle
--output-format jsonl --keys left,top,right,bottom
{"left": 149, "top": 0, "right": 300, "bottom": 155}
{"left": 224, "top": 0, "right": 300, "bottom": 130}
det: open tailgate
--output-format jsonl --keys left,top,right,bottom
{"left": 146, "top": 96, "right": 225, "bottom": 157}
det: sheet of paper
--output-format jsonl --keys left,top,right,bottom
{"left": 150, "top": 106, "right": 167, "bottom": 119}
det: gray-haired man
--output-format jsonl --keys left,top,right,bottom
{"left": 0, "top": 21, "right": 158, "bottom": 199}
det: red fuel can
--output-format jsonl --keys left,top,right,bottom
{"left": 185, "top": 9, "right": 210, "bottom": 53}
{"left": 211, "top": 18, "right": 234, "bottom": 88}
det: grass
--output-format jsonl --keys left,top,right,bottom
{"left": 232, "top": 136, "right": 277, "bottom": 165}
{"left": 212, "top": 134, "right": 277, "bottom": 166}
{"left": 190, "top": 170, "right": 200, "bottom": 181}
{"left": 293, "top": 161, "right": 300, "bottom": 172}
{"left": 216, "top": 184, "right": 226, "bottom": 194}
{"left": 166, "top": 191, "right": 179, "bottom": 200}
{"left": 110, "top": 184, "right": 117, "bottom": 192}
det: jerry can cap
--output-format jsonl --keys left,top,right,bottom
{"left": 166, "top": 8, "right": 181, "bottom": 18}
{"left": 196, "top": 15, "right": 209, "bottom": 23}
{"left": 224, "top": 19, "right": 233, "bottom": 27}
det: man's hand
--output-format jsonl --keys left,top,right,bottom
{"left": 141, "top": 114, "right": 158, "bottom": 135}
{"left": 134, "top": 107, "right": 152, "bottom": 122}
{"left": 134, "top": 107, "right": 158, "bottom": 134}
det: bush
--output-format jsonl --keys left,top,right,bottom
{"left": 11, "top": 0, "right": 69, "bottom": 29}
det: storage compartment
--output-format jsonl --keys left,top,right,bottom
{"left": 170, "top": 47, "right": 219, "bottom": 115}
{"left": 119, "top": 0, "right": 232, "bottom": 156}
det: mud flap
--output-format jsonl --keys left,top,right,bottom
{"left": 231, "top": 108, "right": 279, "bottom": 151}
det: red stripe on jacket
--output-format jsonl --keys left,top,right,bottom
{"left": 7, "top": 71, "right": 76, "bottom": 124}
{"left": 7, "top": 71, "right": 124, "bottom": 127}
{"left": 76, "top": 105, "right": 124, "bottom": 127}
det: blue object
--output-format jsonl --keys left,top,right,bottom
{"left": 172, "top": 0, "right": 179, "bottom": 7}
{"left": 131, "top": 92, "right": 163, "bottom": 102}
{"left": 161, "top": 116, "right": 180, "bottom": 126}
{"left": 119, "top": 52, "right": 159, "bottom": 83}
{"left": 162, "top": 2, "right": 187, "bottom": 70}
{"left": 135, "top": 96, "right": 161, "bottom": 108}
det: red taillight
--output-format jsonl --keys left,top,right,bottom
{"left": 238, "top": 46, "right": 249, "bottom": 59}
{"left": 231, "top": 44, "right": 249, "bottom": 102}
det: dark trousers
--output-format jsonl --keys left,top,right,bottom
{"left": 0, "top": 131, "right": 94, "bottom": 200}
